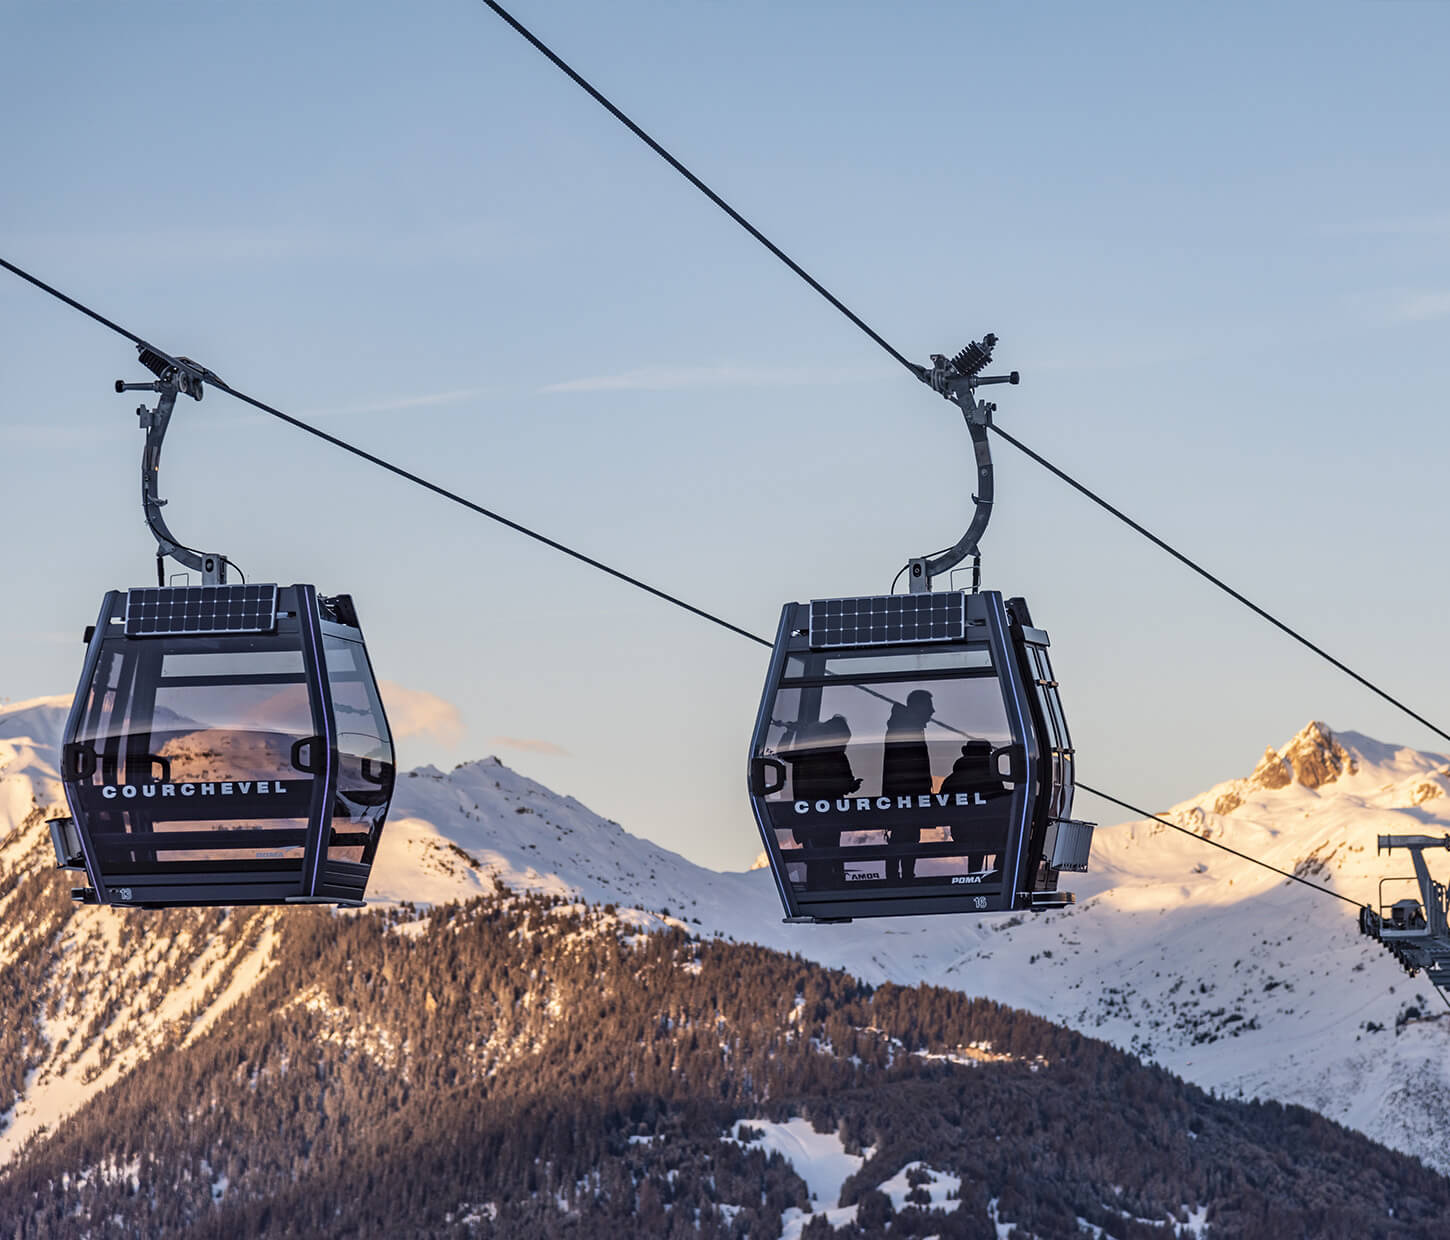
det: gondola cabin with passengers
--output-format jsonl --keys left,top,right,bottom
{"left": 748, "top": 590, "right": 1088, "bottom": 921}
{"left": 46, "top": 346, "right": 395, "bottom": 909}
{"left": 746, "top": 335, "right": 1092, "bottom": 922}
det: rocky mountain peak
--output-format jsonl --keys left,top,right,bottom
{"left": 1250, "top": 721, "right": 1357, "bottom": 791}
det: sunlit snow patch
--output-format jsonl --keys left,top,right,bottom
{"left": 726, "top": 1119, "right": 960, "bottom": 1238}
{"left": 728, "top": 1118, "right": 865, "bottom": 1236}
{"left": 877, "top": 1160, "right": 961, "bottom": 1213}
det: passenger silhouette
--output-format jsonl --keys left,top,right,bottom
{"left": 940, "top": 739, "right": 1009, "bottom": 872}
{"left": 784, "top": 714, "right": 858, "bottom": 889}
{"left": 941, "top": 739, "right": 1006, "bottom": 797}
{"left": 881, "top": 689, "right": 934, "bottom": 881}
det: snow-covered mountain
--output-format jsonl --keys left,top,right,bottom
{"left": 3, "top": 697, "right": 1447, "bottom": 1176}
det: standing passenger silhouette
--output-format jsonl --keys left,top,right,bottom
{"left": 784, "top": 714, "right": 858, "bottom": 889}
{"left": 881, "top": 689, "right": 934, "bottom": 881}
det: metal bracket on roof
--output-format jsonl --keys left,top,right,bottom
{"left": 116, "top": 343, "right": 229, "bottom": 585}
{"left": 903, "top": 333, "right": 1019, "bottom": 594}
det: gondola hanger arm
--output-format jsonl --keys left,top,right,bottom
{"left": 116, "top": 343, "right": 230, "bottom": 586}
{"left": 904, "top": 334, "right": 1019, "bottom": 593}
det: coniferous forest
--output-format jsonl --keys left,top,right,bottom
{"left": 2, "top": 891, "right": 1448, "bottom": 1238}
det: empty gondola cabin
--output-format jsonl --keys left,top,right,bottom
{"left": 747, "top": 590, "right": 1091, "bottom": 921}
{"left": 49, "top": 584, "right": 395, "bottom": 907}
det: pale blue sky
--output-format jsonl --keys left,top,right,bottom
{"left": 2, "top": 1, "right": 1448, "bottom": 869}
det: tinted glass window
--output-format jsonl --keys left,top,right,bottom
{"left": 754, "top": 669, "right": 1018, "bottom": 892}
{"left": 324, "top": 634, "right": 394, "bottom": 863}
{"left": 1028, "top": 647, "right": 1062, "bottom": 753}
{"left": 784, "top": 648, "right": 992, "bottom": 679}
{"left": 1035, "top": 647, "right": 1071, "bottom": 749}
{"left": 70, "top": 635, "right": 317, "bottom": 868}
{"left": 762, "top": 678, "right": 1012, "bottom": 800}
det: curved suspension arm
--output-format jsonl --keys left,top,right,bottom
{"left": 906, "top": 334, "right": 1019, "bottom": 590}
{"left": 922, "top": 406, "right": 994, "bottom": 581}
{"left": 117, "top": 345, "right": 228, "bottom": 585}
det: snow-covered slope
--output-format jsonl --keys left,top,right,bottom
{"left": 3, "top": 697, "right": 1448, "bottom": 1176}
{"left": 360, "top": 720, "right": 1450, "bottom": 1176}
{"left": 0, "top": 698, "right": 288, "bottom": 1164}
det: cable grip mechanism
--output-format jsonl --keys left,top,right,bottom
{"left": 116, "top": 343, "right": 229, "bottom": 585}
{"left": 904, "top": 333, "right": 1019, "bottom": 593}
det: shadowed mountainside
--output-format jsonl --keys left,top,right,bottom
{"left": 3, "top": 893, "right": 1449, "bottom": 1239}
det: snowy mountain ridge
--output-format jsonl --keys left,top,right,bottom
{"left": 2, "top": 699, "right": 1448, "bottom": 1177}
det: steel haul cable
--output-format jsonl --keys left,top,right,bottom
{"left": 0, "top": 254, "right": 1376, "bottom": 916}
{"left": 1076, "top": 782, "right": 1362, "bottom": 908}
{"left": 475, "top": 0, "right": 1450, "bottom": 751}
{"left": 0, "top": 256, "right": 767, "bottom": 650}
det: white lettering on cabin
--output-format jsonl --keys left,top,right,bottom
{"left": 95, "top": 781, "right": 298, "bottom": 800}
{"left": 780, "top": 791, "right": 996, "bottom": 816}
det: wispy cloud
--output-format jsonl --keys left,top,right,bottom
{"left": 489, "top": 736, "right": 571, "bottom": 757}
{"left": 378, "top": 682, "right": 464, "bottom": 746}
{"left": 1388, "top": 291, "right": 1450, "bottom": 323}
{"left": 1351, "top": 213, "right": 1450, "bottom": 239}
{"left": 300, "top": 386, "right": 500, "bottom": 419}
{"left": 1340, "top": 287, "right": 1450, "bottom": 327}
{"left": 540, "top": 362, "right": 883, "bottom": 394}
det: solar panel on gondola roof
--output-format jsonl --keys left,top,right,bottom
{"left": 124, "top": 584, "right": 278, "bottom": 637}
{"left": 809, "top": 592, "right": 964, "bottom": 648}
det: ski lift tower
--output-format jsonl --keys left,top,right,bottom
{"left": 1360, "top": 834, "right": 1450, "bottom": 1000}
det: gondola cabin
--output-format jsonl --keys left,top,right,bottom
{"left": 49, "top": 583, "right": 394, "bottom": 908}
{"left": 747, "top": 589, "right": 1091, "bottom": 922}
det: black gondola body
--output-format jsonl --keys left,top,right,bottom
{"left": 747, "top": 590, "right": 1090, "bottom": 921}
{"left": 747, "top": 334, "right": 1093, "bottom": 922}
{"left": 47, "top": 346, "right": 394, "bottom": 907}
{"left": 51, "top": 585, "right": 394, "bottom": 907}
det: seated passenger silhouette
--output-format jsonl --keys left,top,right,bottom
{"left": 784, "top": 714, "right": 858, "bottom": 889}
{"left": 881, "top": 690, "right": 934, "bottom": 882}
{"left": 940, "top": 739, "right": 1009, "bottom": 870}
{"left": 941, "top": 740, "right": 1009, "bottom": 799}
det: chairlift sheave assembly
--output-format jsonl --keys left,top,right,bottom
{"left": 47, "top": 346, "right": 396, "bottom": 908}
{"left": 1360, "top": 834, "right": 1450, "bottom": 1002}
{"left": 747, "top": 335, "right": 1093, "bottom": 922}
